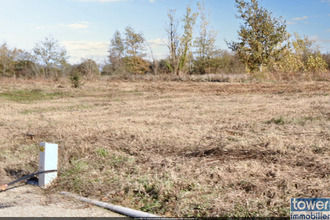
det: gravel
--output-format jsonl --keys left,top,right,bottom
{"left": 0, "top": 184, "right": 123, "bottom": 217}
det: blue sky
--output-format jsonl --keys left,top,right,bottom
{"left": 0, "top": 0, "right": 329, "bottom": 64}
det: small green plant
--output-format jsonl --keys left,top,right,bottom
{"left": 96, "top": 147, "right": 108, "bottom": 157}
{"left": 266, "top": 116, "right": 286, "bottom": 125}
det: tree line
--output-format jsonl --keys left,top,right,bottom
{"left": 0, "top": 0, "right": 329, "bottom": 83}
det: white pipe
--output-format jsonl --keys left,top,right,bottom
{"left": 60, "top": 192, "right": 159, "bottom": 218}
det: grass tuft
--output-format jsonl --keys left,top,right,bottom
{"left": 0, "top": 90, "right": 67, "bottom": 103}
{"left": 266, "top": 116, "right": 286, "bottom": 125}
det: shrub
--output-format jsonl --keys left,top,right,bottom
{"left": 76, "top": 59, "right": 100, "bottom": 79}
{"left": 306, "top": 53, "right": 328, "bottom": 73}
{"left": 70, "top": 69, "right": 81, "bottom": 88}
{"left": 122, "top": 56, "right": 151, "bottom": 74}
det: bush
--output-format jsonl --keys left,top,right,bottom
{"left": 69, "top": 59, "right": 100, "bottom": 84}
{"left": 190, "top": 51, "right": 245, "bottom": 75}
{"left": 101, "top": 63, "right": 114, "bottom": 75}
{"left": 14, "top": 60, "right": 37, "bottom": 79}
{"left": 70, "top": 69, "right": 81, "bottom": 88}
{"left": 122, "top": 56, "right": 151, "bottom": 74}
{"left": 306, "top": 53, "right": 328, "bottom": 73}
{"left": 156, "top": 59, "right": 172, "bottom": 74}
{"left": 76, "top": 59, "right": 100, "bottom": 79}
{"left": 269, "top": 34, "right": 328, "bottom": 80}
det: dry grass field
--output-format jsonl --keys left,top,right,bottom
{"left": 0, "top": 77, "right": 329, "bottom": 217}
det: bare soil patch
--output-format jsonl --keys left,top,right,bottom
{"left": 0, "top": 185, "right": 122, "bottom": 217}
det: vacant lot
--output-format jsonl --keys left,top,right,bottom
{"left": 0, "top": 78, "right": 329, "bottom": 217}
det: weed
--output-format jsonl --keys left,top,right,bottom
{"left": 266, "top": 116, "right": 286, "bottom": 125}
{"left": 95, "top": 148, "right": 108, "bottom": 157}
{"left": 66, "top": 159, "right": 89, "bottom": 174}
{"left": 105, "top": 154, "right": 134, "bottom": 168}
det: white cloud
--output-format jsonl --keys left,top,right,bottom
{"left": 146, "top": 38, "right": 167, "bottom": 59}
{"left": 310, "top": 36, "right": 330, "bottom": 44}
{"left": 287, "top": 21, "right": 296, "bottom": 25}
{"left": 60, "top": 21, "right": 89, "bottom": 30}
{"left": 36, "top": 22, "right": 89, "bottom": 30}
{"left": 62, "top": 38, "right": 168, "bottom": 63}
{"left": 147, "top": 38, "right": 167, "bottom": 48}
{"left": 292, "top": 16, "right": 309, "bottom": 21}
{"left": 61, "top": 41, "right": 109, "bottom": 63}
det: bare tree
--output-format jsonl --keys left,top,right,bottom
{"left": 193, "top": 0, "right": 217, "bottom": 74}
{"left": 33, "top": 37, "right": 68, "bottom": 78}
{"left": 166, "top": 9, "right": 180, "bottom": 75}
{"left": 194, "top": 0, "right": 217, "bottom": 61}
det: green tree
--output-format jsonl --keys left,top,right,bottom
{"left": 123, "top": 26, "right": 150, "bottom": 74}
{"left": 228, "top": 0, "right": 287, "bottom": 73}
{"left": 166, "top": 5, "right": 198, "bottom": 75}
{"left": 108, "top": 27, "right": 150, "bottom": 74}
{"left": 33, "top": 37, "right": 68, "bottom": 78}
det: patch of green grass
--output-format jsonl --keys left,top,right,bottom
{"left": 266, "top": 116, "right": 286, "bottom": 125}
{"left": 108, "top": 154, "right": 134, "bottom": 168}
{"left": 95, "top": 147, "right": 109, "bottom": 157}
{"left": 232, "top": 204, "right": 259, "bottom": 217}
{"left": 66, "top": 159, "right": 89, "bottom": 174}
{"left": 0, "top": 89, "right": 68, "bottom": 103}
{"left": 20, "top": 104, "right": 92, "bottom": 114}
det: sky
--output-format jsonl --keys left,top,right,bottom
{"left": 0, "top": 0, "right": 329, "bottom": 64}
